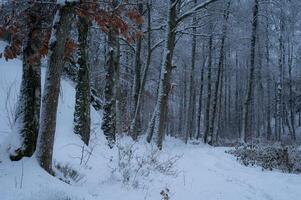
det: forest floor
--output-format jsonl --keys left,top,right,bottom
{"left": 0, "top": 42, "right": 301, "bottom": 200}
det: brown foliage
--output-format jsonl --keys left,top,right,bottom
{"left": 0, "top": 1, "right": 145, "bottom": 62}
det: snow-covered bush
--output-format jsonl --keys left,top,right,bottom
{"left": 109, "top": 140, "right": 181, "bottom": 188}
{"left": 227, "top": 144, "right": 301, "bottom": 173}
{"left": 54, "top": 162, "right": 85, "bottom": 184}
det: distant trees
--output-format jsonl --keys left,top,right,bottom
{"left": 146, "top": 0, "right": 219, "bottom": 149}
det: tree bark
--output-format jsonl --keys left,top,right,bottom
{"left": 10, "top": 2, "right": 55, "bottom": 161}
{"left": 203, "top": 32, "right": 213, "bottom": 144}
{"left": 196, "top": 44, "right": 206, "bottom": 140}
{"left": 288, "top": 36, "right": 296, "bottom": 141}
{"left": 102, "top": 27, "right": 118, "bottom": 148}
{"left": 37, "top": 4, "right": 75, "bottom": 174}
{"left": 130, "top": 3, "right": 143, "bottom": 140}
{"left": 146, "top": 0, "right": 177, "bottom": 149}
{"left": 209, "top": 1, "right": 230, "bottom": 145}
{"left": 186, "top": 0, "right": 197, "bottom": 143}
{"left": 275, "top": 10, "right": 284, "bottom": 141}
{"left": 74, "top": 15, "right": 91, "bottom": 145}
{"left": 241, "top": 0, "right": 259, "bottom": 143}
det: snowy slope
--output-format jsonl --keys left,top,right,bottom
{"left": 0, "top": 41, "right": 301, "bottom": 200}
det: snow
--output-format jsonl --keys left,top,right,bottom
{"left": 0, "top": 41, "right": 301, "bottom": 200}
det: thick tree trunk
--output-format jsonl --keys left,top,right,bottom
{"left": 10, "top": 3, "right": 54, "bottom": 161}
{"left": 74, "top": 15, "right": 91, "bottom": 145}
{"left": 10, "top": 45, "right": 41, "bottom": 161}
{"left": 37, "top": 5, "right": 75, "bottom": 174}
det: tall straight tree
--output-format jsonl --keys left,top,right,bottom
{"left": 37, "top": 3, "right": 75, "bottom": 174}
{"left": 130, "top": 1, "right": 154, "bottom": 140}
{"left": 186, "top": 0, "right": 197, "bottom": 143}
{"left": 101, "top": 0, "right": 120, "bottom": 148}
{"left": 130, "top": 2, "right": 143, "bottom": 140}
{"left": 209, "top": 1, "right": 230, "bottom": 145}
{"left": 196, "top": 43, "right": 206, "bottom": 140}
{"left": 275, "top": 8, "right": 284, "bottom": 141}
{"left": 241, "top": 0, "right": 259, "bottom": 143}
{"left": 146, "top": 0, "right": 177, "bottom": 149}
{"left": 203, "top": 30, "right": 213, "bottom": 145}
{"left": 73, "top": 14, "right": 91, "bottom": 145}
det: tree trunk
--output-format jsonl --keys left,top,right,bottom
{"left": 37, "top": 4, "right": 75, "bottom": 174}
{"left": 288, "top": 37, "right": 296, "bottom": 141}
{"left": 265, "top": 21, "right": 272, "bottom": 141}
{"left": 203, "top": 32, "right": 213, "bottom": 144}
{"left": 102, "top": 29, "right": 118, "bottom": 148}
{"left": 9, "top": 2, "right": 55, "bottom": 161}
{"left": 130, "top": 3, "right": 143, "bottom": 140}
{"left": 242, "top": 0, "right": 259, "bottom": 143}
{"left": 74, "top": 15, "right": 91, "bottom": 145}
{"left": 146, "top": 0, "right": 177, "bottom": 149}
{"left": 275, "top": 10, "right": 284, "bottom": 142}
{"left": 209, "top": 1, "right": 230, "bottom": 145}
{"left": 196, "top": 44, "right": 206, "bottom": 140}
{"left": 186, "top": 0, "right": 197, "bottom": 143}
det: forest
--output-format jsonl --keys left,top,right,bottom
{"left": 0, "top": 0, "right": 301, "bottom": 199}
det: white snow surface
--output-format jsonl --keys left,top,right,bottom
{"left": 0, "top": 41, "right": 301, "bottom": 200}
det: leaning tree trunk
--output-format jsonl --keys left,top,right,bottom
{"left": 10, "top": 2, "right": 55, "bottom": 161}
{"left": 37, "top": 4, "right": 75, "bottom": 174}
{"left": 146, "top": 0, "right": 177, "bottom": 149}
{"left": 73, "top": 15, "right": 91, "bottom": 145}
{"left": 241, "top": 0, "right": 259, "bottom": 143}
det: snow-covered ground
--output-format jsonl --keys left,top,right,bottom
{"left": 0, "top": 42, "right": 301, "bottom": 200}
